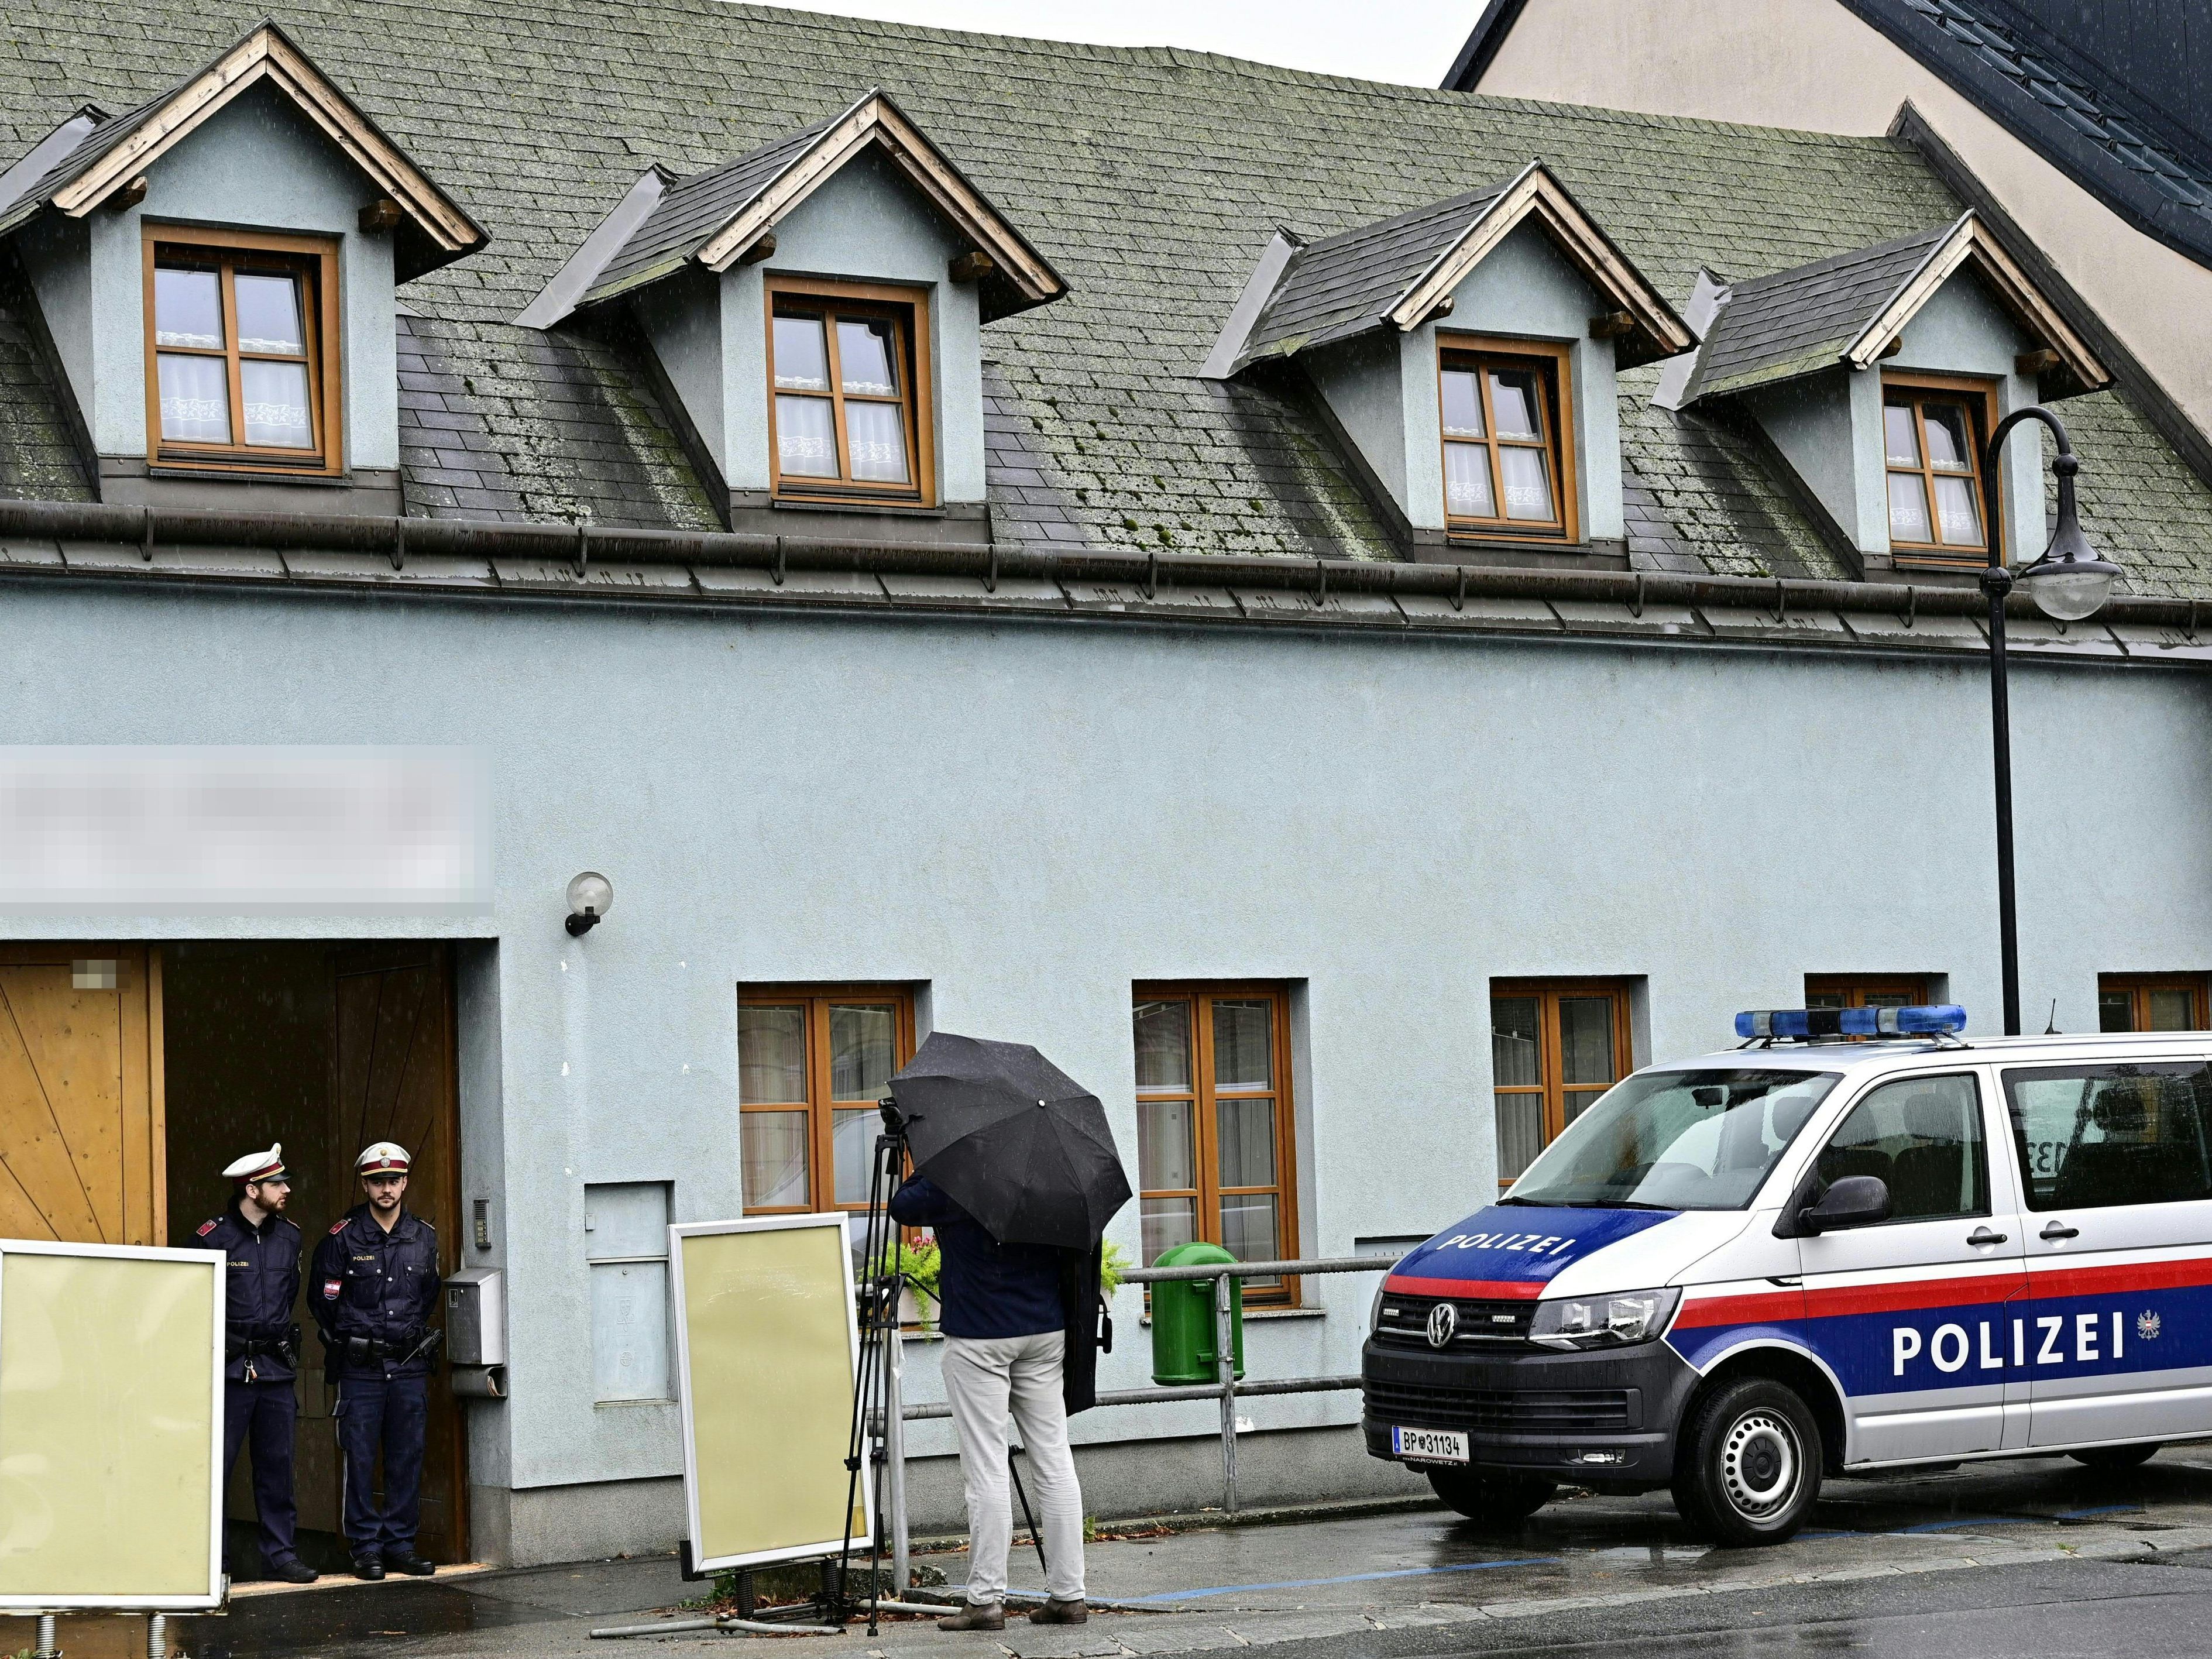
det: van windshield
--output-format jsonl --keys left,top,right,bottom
{"left": 1506, "top": 1068, "right": 1842, "bottom": 1211}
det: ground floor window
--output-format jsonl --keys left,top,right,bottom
{"left": 738, "top": 985, "right": 914, "bottom": 1214}
{"left": 2098, "top": 975, "right": 2209, "bottom": 1033}
{"left": 1133, "top": 983, "right": 1298, "bottom": 1303}
{"left": 1804, "top": 974, "right": 1928, "bottom": 1011}
{"left": 1490, "top": 980, "right": 1633, "bottom": 1187}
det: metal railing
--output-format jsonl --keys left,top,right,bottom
{"left": 880, "top": 1255, "right": 1399, "bottom": 1591}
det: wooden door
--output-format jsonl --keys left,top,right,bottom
{"left": 0, "top": 945, "right": 163, "bottom": 1245}
{"left": 330, "top": 943, "right": 468, "bottom": 1562}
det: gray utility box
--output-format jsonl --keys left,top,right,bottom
{"left": 445, "top": 1268, "right": 506, "bottom": 1366}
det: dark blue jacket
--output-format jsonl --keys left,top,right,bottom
{"left": 311, "top": 1204, "right": 442, "bottom": 1376}
{"left": 888, "top": 1176, "right": 1064, "bottom": 1339}
{"left": 187, "top": 1200, "right": 303, "bottom": 1383}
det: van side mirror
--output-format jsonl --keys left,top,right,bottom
{"left": 1799, "top": 1174, "right": 1891, "bottom": 1235}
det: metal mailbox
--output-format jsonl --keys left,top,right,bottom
{"left": 446, "top": 1268, "right": 507, "bottom": 1396}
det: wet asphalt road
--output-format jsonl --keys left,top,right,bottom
{"left": 173, "top": 1444, "right": 2212, "bottom": 1658}
{"left": 1230, "top": 1551, "right": 2212, "bottom": 1658}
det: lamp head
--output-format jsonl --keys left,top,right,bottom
{"left": 2014, "top": 451, "right": 2118, "bottom": 623}
{"left": 565, "top": 870, "right": 613, "bottom": 936}
{"left": 2017, "top": 516, "right": 2118, "bottom": 622}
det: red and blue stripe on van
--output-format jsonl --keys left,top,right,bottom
{"left": 1671, "top": 1254, "right": 2212, "bottom": 1395}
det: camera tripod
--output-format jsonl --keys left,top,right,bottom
{"left": 836, "top": 1101, "right": 1050, "bottom": 1636}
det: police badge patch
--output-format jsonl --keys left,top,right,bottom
{"left": 324, "top": 1280, "right": 343, "bottom": 1297}
{"left": 2138, "top": 1310, "right": 2162, "bottom": 1341}
{"left": 195, "top": 1219, "right": 218, "bottom": 1235}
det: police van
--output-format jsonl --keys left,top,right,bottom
{"left": 1361, "top": 1005, "right": 2212, "bottom": 1544}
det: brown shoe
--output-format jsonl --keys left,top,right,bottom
{"left": 936, "top": 1603, "right": 1005, "bottom": 1631}
{"left": 1028, "top": 1599, "right": 1087, "bottom": 1625}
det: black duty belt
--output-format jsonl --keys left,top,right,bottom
{"left": 331, "top": 1328, "right": 442, "bottom": 1366}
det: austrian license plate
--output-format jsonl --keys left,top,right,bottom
{"left": 1390, "top": 1425, "right": 1468, "bottom": 1464}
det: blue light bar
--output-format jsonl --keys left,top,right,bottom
{"left": 1735, "top": 1005, "right": 1967, "bottom": 1040}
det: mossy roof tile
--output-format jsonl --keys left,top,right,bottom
{"left": 0, "top": 0, "right": 2203, "bottom": 581}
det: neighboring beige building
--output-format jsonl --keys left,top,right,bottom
{"left": 1445, "top": 0, "right": 2212, "bottom": 467}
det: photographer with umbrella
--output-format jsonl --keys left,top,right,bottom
{"left": 885, "top": 1035, "right": 1130, "bottom": 1633}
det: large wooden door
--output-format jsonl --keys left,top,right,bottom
{"left": 0, "top": 945, "right": 163, "bottom": 1245}
{"left": 331, "top": 943, "right": 468, "bottom": 1563}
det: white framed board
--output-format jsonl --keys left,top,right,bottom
{"left": 0, "top": 1238, "right": 226, "bottom": 1611}
{"left": 669, "top": 1214, "right": 871, "bottom": 1573}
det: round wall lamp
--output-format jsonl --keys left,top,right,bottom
{"left": 565, "top": 871, "right": 613, "bottom": 936}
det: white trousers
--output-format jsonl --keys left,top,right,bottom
{"left": 940, "top": 1330, "right": 1086, "bottom": 1604}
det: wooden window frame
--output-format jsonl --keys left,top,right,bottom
{"left": 1881, "top": 372, "right": 2000, "bottom": 569}
{"left": 737, "top": 984, "right": 916, "bottom": 1215}
{"left": 764, "top": 274, "right": 936, "bottom": 510}
{"left": 2097, "top": 974, "right": 2211, "bottom": 1033}
{"left": 1805, "top": 975, "right": 1929, "bottom": 1009}
{"left": 142, "top": 225, "right": 342, "bottom": 475}
{"left": 1437, "top": 334, "right": 1578, "bottom": 545}
{"left": 1132, "top": 981, "right": 1300, "bottom": 1308}
{"left": 1490, "top": 978, "right": 1633, "bottom": 1190}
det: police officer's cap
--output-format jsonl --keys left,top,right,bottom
{"left": 356, "top": 1141, "right": 411, "bottom": 1175}
{"left": 223, "top": 1143, "right": 288, "bottom": 1184}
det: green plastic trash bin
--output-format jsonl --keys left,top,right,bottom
{"left": 1149, "top": 1241, "right": 1246, "bottom": 1385}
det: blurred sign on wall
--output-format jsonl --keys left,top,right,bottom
{"left": 0, "top": 747, "right": 489, "bottom": 913}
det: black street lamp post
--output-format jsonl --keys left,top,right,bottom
{"left": 1980, "top": 407, "right": 2121, "bottom": 1036}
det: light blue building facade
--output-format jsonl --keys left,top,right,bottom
{"left": 9, "top": 567, "right": 2212, "bottom": 1560}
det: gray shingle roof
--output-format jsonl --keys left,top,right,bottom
{"left": 1836, "top": 0, "right": 2212, "bottom": 270}
{"left": 0, "top": 105, "right": 140, "bottom": 233}
{"left": 1683, "top": 224, "right": 1951, "bottom": 401}
{"left": 583, "top": 119, "right": 833, "bottom": 304}
{"left": 0, "top": 296, "right": 92, "bottom": 502}
{"left": 1237, "top": 182, "right": 1512, "bottom": 363}
{"left": 0, "top": 0, "right": 2207, "bottom": 593}
{"left": 1445, "top": 0, "right": 2212, "bottom": 272}
{"left": 394, "top": 309, "right": 721, "bottom": 526}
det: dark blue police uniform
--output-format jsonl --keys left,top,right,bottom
{"left": 311, "top": 1203, "right": 442, "bottom": 1562}
{"left": 187, "top": 1200, "right": 306, "bottom": 1571}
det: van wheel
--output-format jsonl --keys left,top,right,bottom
{"left": 2071, "top": 1443, "right": 2159, "bottom": 1470}
{"left": 1425, "top": 1467, "right": 1556, "bottom": 1525}
{"left": 1672, "top": 1378, "right": 1821, "bottom": 1546}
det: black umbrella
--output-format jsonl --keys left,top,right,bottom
{"left": 887, "top": 1032, "right": 1132, "bottom": 1249}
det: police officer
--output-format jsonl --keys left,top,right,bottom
{"left": 311, "top": 1142, "right": 442, "bottom": 1581}
{"left": 188, "top": 1143, "right": 317, "bottom": 1584}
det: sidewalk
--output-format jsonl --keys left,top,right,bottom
{"left": 150, "top": 1445, "right": 2212, "bottom": 1659}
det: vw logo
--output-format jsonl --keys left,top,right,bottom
{"left": 1426, "top": 1301, "right": 1458, "bottom": 1348}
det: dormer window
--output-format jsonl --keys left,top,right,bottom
{"left": 146, "top": 230, "right": 339, "bottom": 471}
{"left": 1666, "top": 214, "right": 2111, "bottom": 579}
{"left": 1882, "top": 379, "right": 1993, "bottom": 562}
{"left": 767, "top": 278, "right": 932, "bottom": 505}
{"left": 1439, "top": 340, "right": 1575, "bottom": 541}
{"left": 517, "top": 89, "right": 1064, "bottom": 538}
{"left": 1205, "top": 163, "right": 1689, "bottom": 564}
{"left": 0, "top": 21, "right": 483, "bottom": 513}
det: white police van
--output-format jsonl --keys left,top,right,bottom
{"left": 1362, "top": 1005, "right": 2212, "bottom": 1544}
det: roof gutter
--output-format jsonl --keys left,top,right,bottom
{"left": 1, "top": 498, "right": 2203, "bottom": 635}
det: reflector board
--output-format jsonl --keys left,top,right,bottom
{"left": 671, "top": 1214, "right": 869, "bottom": 1572}
{"left": 0, "top": 1240, "right": 224, "bottom": 1610}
